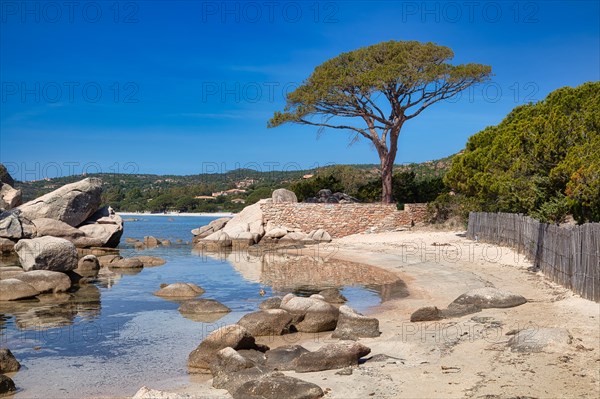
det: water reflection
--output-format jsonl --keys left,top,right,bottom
{"left": 0, "top": 285, "right": 101, "bottom": 330}
{"left": 198, "top": 247, "right": 408, "bottom": 302}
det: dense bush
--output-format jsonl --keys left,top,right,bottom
{"left": 444, "top": 82, "right": 600, "bottom": 224}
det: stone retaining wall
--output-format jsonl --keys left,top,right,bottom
{"left": 260, "top": 202, "right": 428, "bottom": 238}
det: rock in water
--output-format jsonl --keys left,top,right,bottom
{"left": 0, "top": 279, "right": 39, "bottom": 301}
{"left": 178, "top": 299, "right": 231, "bottom": 315}
{"left": 0, "top": 374, "right": 16, "bottom": 395}
{"left": 295, "top": 341, "right": 371, "bottom": 372}
{"left": 132, "top": 386, "right": 195, "bottom": 399}
{"left": 332, "top": 305, "right": 380, "bottom": 338}
{"left": 237, "top": 309, "right": 293, "bottom": 336}
{"left": 450, "top": 287, "right": 527, "bottom": 309}
{"left": 271, "top": 188, "right": 298, "bottom": 203}
{"left": 77, "top": 255, "right": 101, "bottom": 271}
{"left": 233, "top": 373, "right": 324, "bottom": 399}
{"left": 318, "top": 288, "right": 347, "bottom": 304}
{"left": 14, "top": 236, "right": 78, "bottom": 272}
{"left": 188, "top": 325, "right": 266, "bottom": 371}
{"left": 0, "top": 348, "right": 21, "bottom": 372}
{"left": 14, "top": 270, "right": 71, "bottom": 293}
{"left": 17, "top": 177, "right": 103, "bottom": 227}
{"left": 154, "top": 282, "right": 205, "bottom": 298}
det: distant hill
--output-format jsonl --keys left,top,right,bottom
{"left": 15, "top": 157, "right": 454, "bottom": 213}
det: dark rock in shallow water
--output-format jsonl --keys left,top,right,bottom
{"left": 154, "top": 282, "right": 204, "bottom": 299}
{"left": 0, "top": 348, "right": 21, "bottom": 373}
{"left": 0, "top": 374, "right": 16, "bottom": 395}
{"left": 179, "top": 299, "right": 231, "bottom": 315}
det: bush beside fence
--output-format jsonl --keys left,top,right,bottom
{"left": 467, "top": 212, "right": 599, "bottom": 302}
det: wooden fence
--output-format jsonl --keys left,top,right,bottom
{"left": 467, "top": 212, "right": 600, "bottom": 302}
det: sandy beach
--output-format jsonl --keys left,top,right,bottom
{"left": 166, "top": 227, "right": 600, "bottom": 399}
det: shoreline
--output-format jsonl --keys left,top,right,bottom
{"left": 117, "top": 211, "right": 235, "bottom": 218}
{"left": 167, "top": 227, "right": 600, "bottom": 399}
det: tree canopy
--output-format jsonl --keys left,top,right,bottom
{"left": 445, "top": 82, "right": 600, "bottom": 223}
{"left": 269, "top": 40, "right": 491, "bottom": 203}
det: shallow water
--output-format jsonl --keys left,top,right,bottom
{"left": 0, "top": 215, "right": 406, "bottom": 398}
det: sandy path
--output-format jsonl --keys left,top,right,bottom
{"left": 169, "top": 228, "right": 599, "bottom": 399}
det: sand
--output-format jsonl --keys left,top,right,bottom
{"left": 158, "top": 228, "right": 600, "bottom": 398}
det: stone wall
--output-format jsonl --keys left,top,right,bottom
{"left": 260, "top": 202, "right": 428, "bottom": 238}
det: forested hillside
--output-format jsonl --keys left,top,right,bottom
{"left": 14, "top": 158, "right": 452, "bottom": 213}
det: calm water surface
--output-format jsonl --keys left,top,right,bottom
{"left": 0, "top": 215, "right": 405, "bottom": 398}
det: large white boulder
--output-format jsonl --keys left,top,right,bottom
{"left": 14, "top": 236, "right": 78, "bottom": 272}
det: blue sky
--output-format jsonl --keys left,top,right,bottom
{"left": 1, "top": 0, "right": 598, "bottom": 180}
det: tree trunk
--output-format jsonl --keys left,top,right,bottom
{"left": 381, "top": 156, "right": 394, "bottom": 204}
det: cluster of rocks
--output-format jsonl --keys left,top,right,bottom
{"left": 304, "top": 189, "right": 359, "bottom": 204}
{"left": 150, "top": 280, "right": 378, "bottom": 398}
{"left": 125, "top": 235, "right": 182, "bottom": 250}
{"left": 0, "top": 348, "right": 20, "bottom": 395}
{"left": 192, "top": 189, "right": 332, "bottom": 250}
{"left": 409, "top": 286, "right": 528, "bottom": 322}
{"left": 188, "top": 322, "right": 372, "bottom": 399}
{"left": 0, "top": 164, "right": 21, "bottom": 212}
{"left": 0, "top": 178, "right": 124, "bottom": 253}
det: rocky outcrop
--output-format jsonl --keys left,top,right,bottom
{"left": 188, "top": 324, "right": 267, "bottom": 371}
{"left": 192, "top": 217, "right": 231, "bottom": 239}
{"left": 237, "top": 309, "right": 293, "bottom": 336}
{"left": 271, "top": 189, "right": 297, "bottom": 204}
{"left": 450, "top": 287, "right": 527, "bottom": 309}
{"left": 0, "top": 183, "right": 22, "bottom": 210}
{"left": 0, "top": 212, "right": 22, "bottom": 239}
{"left": 0, "top": 348, "right": 21, "bottom": 373}
{"left": 154, "top": 282, "right": 205, "bottom": 299}
{"left": 14, "top": 270, "right": 71, "bottom": 293}
{"left": 14, "top": 236, "right": 78, "bottom": 272}
{"left": 17, "top": 178, "right": 102, "bottom": 227}
{"left": 295, "top": 341, "right": 371, "bottom": 372}
{"left": 332, "top": 305, "right": 380, "bottom": 339}
{"left": 77, "top": 206, "right": 123, "bottom": 248}
{"left": 280, "top": 294, "right": 339, "bottom": 333}
{"left": 0, "top": 279, "right": 39, "bottom": 301}
{"left": 196, "top": 230, "right": 232, "bottom": 251}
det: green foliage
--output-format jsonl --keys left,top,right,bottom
{"left": 356, "top": 172, "right": 447, "bottom": 204}
{"left": 444, "top": 82, "right": 600, "bottom": 223}
{"left": 290, "top": 175, "right": 345, "bottom": 201}
{"left": 246, "top": 187, "right": 274, "bottom": 205}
